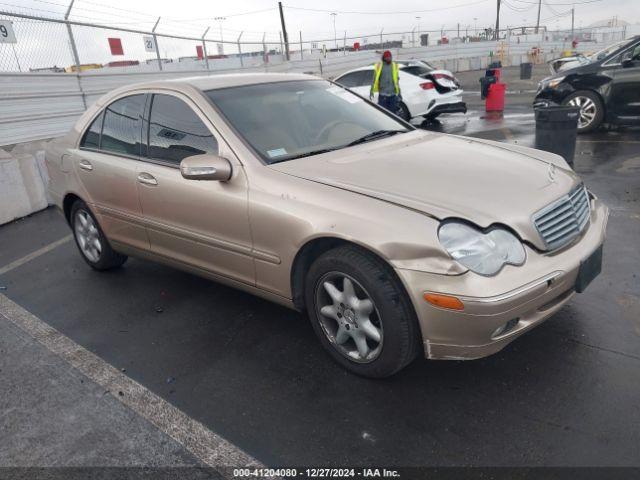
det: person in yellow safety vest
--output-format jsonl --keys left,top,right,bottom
{"left": 370, "top": 50, "right": 401, "bottom": 115}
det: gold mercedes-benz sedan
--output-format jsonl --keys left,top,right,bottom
{"left": 46, "top": 73, "right": 608, "bottom": 377}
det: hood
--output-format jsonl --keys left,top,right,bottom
{"left": 270, "top": 131, "right": 581, "bottom": 250}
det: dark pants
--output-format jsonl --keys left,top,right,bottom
{"left": 378, "top": 94, "right": 399, "bottom": 114}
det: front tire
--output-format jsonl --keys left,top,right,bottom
{"left": 563, "top": 90, "right": 604, "bottom": 133}
{"left": 70, "top": 200, "right": 127, "bottom": 270}
{"left": 305, "top": 245, "right": 421, "bottom": 378}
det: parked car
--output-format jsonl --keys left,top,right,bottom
{"left": 46, "top": 73, "right": 608, "bottom": 377}
{"left": 334, "top": 63, "right": 466, "bottom": 121}
{"left": 396, "top": 59, "right": 462, "bottom": 93}
{"left": 548, "top": 39, "right": 629, "bottom": 74}
{"left": 535, "top": 35, "right": 640, "bottom": 133}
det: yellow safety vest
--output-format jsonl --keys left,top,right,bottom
{"left": 372, "top": 61, "right": 400, "bottom": 94}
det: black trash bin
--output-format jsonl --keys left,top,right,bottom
{"left": 520, "top": 62, "right": 533, "bottom": 79}
{"left": 479, "top": 75, "right": 497, "bottom": 99}
{"left": 534, "top": 106, "right": 580, "bottom": 167}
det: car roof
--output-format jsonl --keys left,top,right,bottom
{"left": 120, "top": 72, "right": 318, "bottom": 92}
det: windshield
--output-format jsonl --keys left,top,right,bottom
{"left": 587, "top": 40, "right": 628, "bottom": 61}
{"left": 206, "top": 80, "right": 410, "bottom": 164}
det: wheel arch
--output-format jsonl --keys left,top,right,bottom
{"left": 63, "top": 192, "right": 84, "bottom": 225}
{"left": 290, "top": 236, "right": 411, "bottom": 313}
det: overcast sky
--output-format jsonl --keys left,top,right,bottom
{"left": 9, "top": 0, "right": 640, "bottom": 43}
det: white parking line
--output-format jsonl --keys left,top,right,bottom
{"left": 0, "top": 293, "right": 262, "bottom": 474}
{"left": 0, "top": 235, "right": 72, "bottom": 276}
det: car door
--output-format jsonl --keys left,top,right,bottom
{"left": 71, "top": 94, "right": 150, "bottom": 251}
{"left": 610, "top": 43, "right": 640, "bottom": 121}
{"left": 136, "top": 91, "right": 254, "bottom": 285}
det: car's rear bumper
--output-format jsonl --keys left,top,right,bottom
{"left": 395, "top": 197, "right": 609, "bottom": 360}
{"left": 428, "top": 101, "right": 468, "bottom": 116}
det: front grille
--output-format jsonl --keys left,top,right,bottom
{"left": 533, "top": 184, "right": 591, "bottom": 250}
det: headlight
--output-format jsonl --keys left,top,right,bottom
{"left": 545, "top": 76, "right": 565, "bottom": 89}
{"left": 438, "top": 222, "right": 526, "bottom": 276}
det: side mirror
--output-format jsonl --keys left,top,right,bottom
{"left": 621, "top": 51, "right": 634, "bottom": 68}
{"left": 180, "top": 154, "right": 232, "bottom": 181}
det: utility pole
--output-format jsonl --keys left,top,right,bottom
{"left": 571, "top": 6, "right": 575, "bottom": 40}
{"left": 278, "top": 2, "right": 290, "bottom": 61}
{"left": 330, "top": 13, "right": 337, "bottom": 50}
{"left": 535, "top": 0, "right": 542, "bottom": 34}
{"left": 494, "top": 0, "right": 501, "bottom": 40}
{"left": 214, "top": 17, "right": 225, "bottom": 55}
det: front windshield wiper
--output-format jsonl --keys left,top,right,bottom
{"left": 269, "top": 147, "right": 341, "bottom": 163}
{"left": 346, "top": 129, "right": 406, "bottom": 147}
{"left": 269, "top": 130, "right": 407, "bottom": 163}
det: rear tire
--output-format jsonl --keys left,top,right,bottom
{"left": 562, "top": 90, "right": 604, "bottom": 133}
{"left": 70, "top": 200, "right": 127, "bottom": 271}
{"left": 397, "top": 102, "right": 411, "bottom": 121}
{"left": 305, "top": 245, "right": 421, "bottom": 378}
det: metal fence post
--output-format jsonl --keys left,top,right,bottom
{"left": 380, "top": 28, "right": 384, "bottom": 49}
{"left": 343, "top": 31, "right": 346, "bottom": 55}
{"left": 152, "top": 17, "right": 162, "bottom": 71}
{"left": 262, "top": 32, "right": 267, "bottom": 67}
{"left": 237, "top": 32, "right": 243, "bottom": 67}
{"left": 299, "top": 31, "right": 303, "bottom": 60}
{"left": 279, "top": 32, "right": 284, "bottom": 59}
{"left": 202, "top": 27, "right": 210, "bottom": 71}
{"left": 64, "top": 0, "right": 86, "bottom": 108}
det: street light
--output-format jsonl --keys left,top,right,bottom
{"left": 474, "top": 17, "right": 478, "bottom": 38}
{"left": 330, "top": 12, "right": 337, "bottom": 50}
{"left": 415, "top": 16, "right": 421, "bottom": 46}
{"left": 214, "top": 16, "right": 225, "bottom": 54}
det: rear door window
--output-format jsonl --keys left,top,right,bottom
{"left": 146, "top": 94, "right": 218, "bottom": 165}
{"left": 101, "top": 94, "right": 146, "bottom": 156}
{"left": 336, "top": 72, "right": 363, "bottom": 88}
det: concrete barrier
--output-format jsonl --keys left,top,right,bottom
{"left": 0, "top": 144, "right": 51, "bottom": 225}
{"left": 0, "top": 149, "right": 32, "bottom": 225}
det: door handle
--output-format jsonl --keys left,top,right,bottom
{"left": 137, "top": 172, "right": 158, "bottom": 186}
{"left": 78, "top": 159, "right": 93, "bottom": 171}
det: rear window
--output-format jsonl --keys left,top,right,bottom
{"left": 101, "top": 94, "right": 145, "bottom": 156}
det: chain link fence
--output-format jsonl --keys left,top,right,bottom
{"left": 1, "top": 10, "right": 629, "bottom": 75}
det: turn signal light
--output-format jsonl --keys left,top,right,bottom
{"left": 423, "top": 293, "right": 464, "bottom": 311}
{"left": 419, "top": 81, "right": 435, "bottom": 90}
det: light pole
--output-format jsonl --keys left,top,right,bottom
{"left": 330, "top": 12, "right": 337, "bottom": 50}
{"left": 214, "top": 16, "right": 225, "bottom": 54}
{"left": 474, "top": 17, "right": 478, "bottom": 38}
{"left": 415, "top": 16, "right": 421, "bottom": 46}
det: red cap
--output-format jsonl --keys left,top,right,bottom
{"left": 382, "top": 50, "right": 392, "bottom": 58}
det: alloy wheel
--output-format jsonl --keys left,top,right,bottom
{"left": 315, "top": 272, "right": 383, "bottom": 363}
{"left": 74, "top": 209, "right": 102, "bottom": 263}
{"left": 567, "top": 96, "right": 597, "bottom": 129}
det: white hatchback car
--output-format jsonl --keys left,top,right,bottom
{"left": 334, "top": 63, "right": 466, "bottom": 121}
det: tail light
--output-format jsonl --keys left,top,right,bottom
{"left": 419, "top": 81, "right": 435, "bottom": 90}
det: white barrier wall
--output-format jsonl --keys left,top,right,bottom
{"left": 1, "top": 37, "right": 614, "bottom": 148}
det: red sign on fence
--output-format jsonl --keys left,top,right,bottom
{"left": 108, "top": 38, "right": 124, "bottom": 56}
{"left": 196, "top": 45, "right": 204, "bottom": 60}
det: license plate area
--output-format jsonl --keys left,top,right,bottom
{"left": 575, "top": 245, "right": 603, "bottom": 293}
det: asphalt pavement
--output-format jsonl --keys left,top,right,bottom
{"left": 1, "top": 84, "right": 639, "bottom": 476}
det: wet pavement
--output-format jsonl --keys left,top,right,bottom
{"left": 1, "top": 102, "right": 639, "bottom": 469}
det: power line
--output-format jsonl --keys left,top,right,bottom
{"left": 510, "top": 0, "right": 603, "bottom": 5}
{"left": 284, "top": 0, "right": 490, "bottom": 15}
